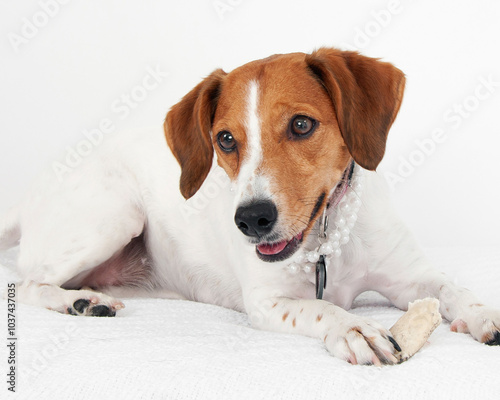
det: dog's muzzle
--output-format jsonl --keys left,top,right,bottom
{"left": 234, "top": 200, "right": 277, "bottom": 239}
{"left": 234, "top": 200, "right": 302, "bottom": 262}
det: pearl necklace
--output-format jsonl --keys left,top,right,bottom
{"left": 286, "top": 163, "right": 364, "bottom": 286}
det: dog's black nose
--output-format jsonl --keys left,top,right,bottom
{"left": 234, "top": 201, "right": 278, "bottom": 238}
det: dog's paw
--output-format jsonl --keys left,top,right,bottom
{"left": 451, "top": 306, "right": 500, "bottom": 345}
{"left": 324, "top": 316, "right": 400, "bottom": 365}
{"left": 65, "top": 290, "right": 124, "bottom": 317}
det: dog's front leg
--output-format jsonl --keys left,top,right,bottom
{"left": 376, "top": 263, "right": 500, "bottom": 346}
{"left": 245, "top": 295, "right": 400, "bottom": 365}
{"left": 439, "top": 283, "right": 500, "bottom": 345}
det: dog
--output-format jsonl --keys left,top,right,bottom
{"left": 1, "top": 48, "right": 499, "bottom": 365}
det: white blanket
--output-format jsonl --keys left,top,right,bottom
{"left": 1, "top": 247, "right": 499, "bottom": 400}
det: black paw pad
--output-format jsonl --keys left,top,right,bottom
{"left": 66, "top": 307, "right": 77, "bottom": 316}
{"left": 90, "top": 305, "right": 115, "bottom": 317}
{"left": 73, "top": 299, "right": 91, "bottom": 313}
{"left": 486, "top": 331, "right": 500, "bottom": 346}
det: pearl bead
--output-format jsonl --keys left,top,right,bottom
{"left": 346, "top": 213, "right": 357, "bottom": 223}
{"left": 288, "top": 263, "right": 300, "bottom": 274}
{"left": 303, "top": 264, "right": 313, "bottom": 273}
{"left": 330, "top": 230, "right": 341, "bottom": 241}
{"left": 341, "top": 202, "right": 350, "bottom": 212}
{"left": 307, "top": 251, "right": 320, "bottom": 263}
{"left": 350, "top": 197, "right": 361, "bottom": 208}
{"left": 319, "top": 242, "right": 334, "bottom": 255}
{"left": 284, "top": 168, "right": 361, "bottom": 274}
{"left": 340, "top": 227, "right": 350, "bottom": 237}
{"left": 335, "top": 217, "right": 346, "bottom": 227}
{"left": 294, "top": 252, "right": 305, "bottom": 264}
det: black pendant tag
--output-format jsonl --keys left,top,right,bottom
{"left": 315, "top": 255, "right": 327, "bottom": 299}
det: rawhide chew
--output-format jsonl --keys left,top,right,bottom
{"left": 390, "top": 298, "right": 442, "bottom": 362}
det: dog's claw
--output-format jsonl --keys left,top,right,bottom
{"left": 388, "top": 336, "right": 402, "bottom": 352}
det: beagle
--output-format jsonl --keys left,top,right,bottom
{"left": 1, "top": 48, "right": 499, "bottom": 365}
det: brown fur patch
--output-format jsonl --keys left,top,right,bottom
{"left": 292, "top": 318, "right": 296, "bottom": 327}
{"left": 282, "top": 312, "right": 289, "bottom": 321}
{"left": 305, "top": 48, "right": 405, "bottom": 170}
{"left": 164, "top": 69, "right": 227, "bottom": 199}
{"left": 316, "top": 314, "right": 323, "bottom": 322}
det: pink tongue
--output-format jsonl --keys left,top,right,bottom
{"left": 257, "top": 240, "right": 288, "bottom": 255}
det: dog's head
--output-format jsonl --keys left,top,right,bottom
{"left": 164, "top": 48, "right": 405, "bottom": 262}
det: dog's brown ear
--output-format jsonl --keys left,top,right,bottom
{"left": 164, "top": 69, "right": 226, "bottom": 199}
{"left": 305, "top": 48, "right": 405, "bottom": 170}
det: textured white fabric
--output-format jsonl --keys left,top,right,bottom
{"left": 1, "top": 247, "right": 499, "bottom": 400}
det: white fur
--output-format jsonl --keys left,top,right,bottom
{"left": 234, "top": 80, "right": 272, "bottom": 207}
{"left": 238, "top": 80, "right": 262, "bottom": 188}
{"left": 1, "top": 102, "right": 499, "bottom": 365}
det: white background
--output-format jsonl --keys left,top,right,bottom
{"left": 0, "top": 0, "right": 499, "bottom": 248}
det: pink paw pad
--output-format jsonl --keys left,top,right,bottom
{"left": 450, "top": 319, "right": 469, "bottom": 333}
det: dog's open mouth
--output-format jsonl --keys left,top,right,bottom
{"left": 256, "top": 232, "right": 303, "bottom": 262}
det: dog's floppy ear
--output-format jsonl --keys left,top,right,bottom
{"left": 305, "top": 48, "right": 405, "bottom": 170}
{"left": 164, "top": 69, "right": 226, "bottom": 199}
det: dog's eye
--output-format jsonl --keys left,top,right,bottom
{"left": 290, "top": 115, "right": 317, "bottom": 138}
{"left": 217, "top": 131, "right": 237, "bottom": 152}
